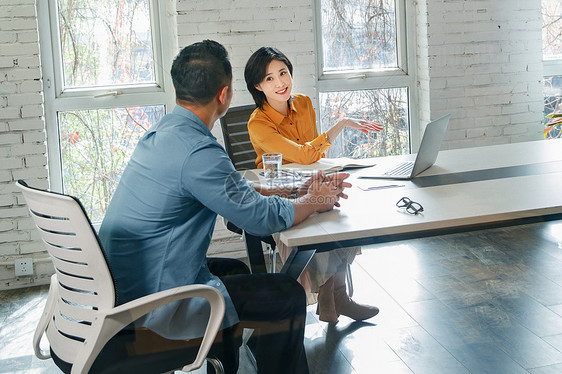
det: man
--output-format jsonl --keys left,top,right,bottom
{"left": 99, "top": 40, "right": 350, "bottom": 374}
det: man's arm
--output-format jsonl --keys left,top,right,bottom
{"left": 252, "top": 182, "right": 298, "bottom": 198}
{"left": 253, "top": 172, "right": 351, "bottom": 226}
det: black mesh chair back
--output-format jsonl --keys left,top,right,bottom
{"left": 219, "top": 105, "right": 278, "bottom": 274}
{"left": 219, "top": 104, "right": 258, "bottom": 170}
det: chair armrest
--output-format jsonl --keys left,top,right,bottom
{"left": 33, "top": 274, "right": 58, "bottom": 360}
{"left": 71, "top": 284, "right": 225, "bottom": 374}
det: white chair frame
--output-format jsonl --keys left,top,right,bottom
{"left": 17, "top": 180, "right": 225, "bottom": 374}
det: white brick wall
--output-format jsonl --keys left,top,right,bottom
{"left": 422, "top": 0, "right": 544, "bottom": 149}
{"left": 0, "top": 0, "right": 552, "bottom": 289}
{"left": 175, "top": 0, "right": 316, "bottom": 113}
{"left": 0, "top": 0, "right": 50, "bottom": 289}
{"left": 176, "top": 0, "right": 545, "bottom": 149}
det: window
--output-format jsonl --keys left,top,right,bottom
{"left": 314, "top": 0, "right": 415, "bottom": 158}
{"left": 542, "top": 0, "right": 562, "bottom": 139}
{"left": 38, "top": 0, "right": 175, "bottom": 222}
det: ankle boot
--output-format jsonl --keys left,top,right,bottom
{"left": 316, "top": 276, "right": 339, "bottom": 323}
{"left": 333, "top": 266, "right": 379, "bottom": 321}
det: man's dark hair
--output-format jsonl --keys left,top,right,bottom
{"left": 244, "top": 46, "right": 294, "bottom": 108}
{"left": 171, "top": 40, "right": 232, "bottom": 105}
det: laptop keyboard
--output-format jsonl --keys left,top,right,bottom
{"left": 384, "top": 161, "right": 414, "bottom": 176}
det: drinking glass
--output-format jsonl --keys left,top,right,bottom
{"left": 262, "top": 153, "right": 282, "bottom": 183}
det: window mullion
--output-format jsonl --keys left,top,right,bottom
{"left": 148, "top": 0, "right": 166, "bottom": 94}
{"left": 50, "top": 92, "right": 171, "bottom": 112}
{"left": 312, "top": 0, "right": 325, "bottom": 91}
{"left": 48, "top": 0, "right": 67, "bottom": 98}
{"left": 395, "top": 0, "right": 408, "bottom": 74}
{"left": 317, "top": 74, "right": 413, "bottom": 93}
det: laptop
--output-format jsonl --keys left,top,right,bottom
{"left": 358, "top": 114, "right": 451, "bottom": 180}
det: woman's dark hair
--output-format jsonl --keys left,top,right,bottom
{"left": 170, "top": 40, "right": 232, "bottom": 105}
{"left": 244, "top": 47, "right": 294, "bottom": 108}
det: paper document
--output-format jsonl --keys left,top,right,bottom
{"left": 284, "top": 157, "right": 377, "bottom": 174}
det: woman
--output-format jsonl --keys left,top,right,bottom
{"left": 244, "top": 46, "right": 381, "bottom": 323}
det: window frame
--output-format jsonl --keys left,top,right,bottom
{"left": 541, "top": 0, "right": 562, "bottom": 140}
{"left": 312, "top": 0, "right": 420, "bottom": 151}
{"left": 542, "top": 0, "right": 562, "bottom": 75}
{"left": 37, "top": 0, "right": 176, "bottom": 192}
{"left": 544, "top": 60, "right": 562, "bottom": 78}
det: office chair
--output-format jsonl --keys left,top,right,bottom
{"left": 220, "top": 104, "right": 260, "bottom": 171}
{"left": 17, "top": 180, "right": 225, "bottom": 374}
{"left": 219, "top": 104, "right": 279, "bottom": 273}
{"left": 219, "top": 105, "right": 354, "bottom": 296}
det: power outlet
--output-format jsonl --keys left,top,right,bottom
{"left": 15, "top": 258, "right": 34, "bottom": 277}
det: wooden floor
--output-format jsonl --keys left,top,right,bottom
{"left": 2, "top": 219, "right": 562, "bottom": 373}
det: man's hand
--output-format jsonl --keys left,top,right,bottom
{"left": 295, "top": 171, "right": 324, "bottom": 197}
{"left": 306, "top": 172, "right": 351, "bottom": 209}
{"left": 292, "top": 172, "right": 351, "bottom": 225}
{"left": 297, "top": 172, "right": 350, "bottom": 199}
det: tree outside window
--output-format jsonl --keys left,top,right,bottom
{"left": 59, "top": 105, "right": 164, "bottom": 222}
{"left": 316, "top": 0, "right": 412, "bottom": 158}
{"left": 39, "top": 0, "right": 173, "bottom": 222}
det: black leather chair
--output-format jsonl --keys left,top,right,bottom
{"left": 220, "top": 105, "right": 278, "bottom": 273}
{"left": 220, "top": 104, "right": 259, "bottom": 171}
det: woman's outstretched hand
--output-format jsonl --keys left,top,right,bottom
{"left": 339, "top": 118, "right": 383, "bottom": 133}
{"left": 327, "top": 118, "right": 383, "bottom": 142}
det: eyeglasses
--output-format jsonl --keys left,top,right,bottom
{"left": 396, "top": 197, "right": 424, "bottom": 215}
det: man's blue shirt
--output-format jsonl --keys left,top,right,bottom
{"left": 98, "top": 105, "right": 295, "bottom": 339}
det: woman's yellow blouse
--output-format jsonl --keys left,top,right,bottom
{"left": 248, "top": 94, "right": 331, "bottom": 168}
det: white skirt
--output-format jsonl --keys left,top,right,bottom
{"left": 275, "top": 237, "right": 359, "bottom": 304}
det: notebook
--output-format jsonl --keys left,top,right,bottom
{"left": 284, "top": 157, "right": 377, "bottom": 174}
{"left": 358, "top": 114, "right": 451, "bottom": 180}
